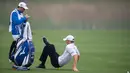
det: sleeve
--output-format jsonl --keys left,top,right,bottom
{"left": 67, "top": 46, "right": 77, "bottom": 56}
{"left": 12, "top": 12, "right": 27, "bottom": 25}
{"left": 76, "top": 48, "right": 80, "bottom": 55}
{"left": 75, "top": 46, "right": 80, "bottom": 55}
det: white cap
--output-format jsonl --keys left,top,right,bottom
{"left": 63, "top": 35, "right": 74, "bottom": 41}
{"left": 18, "top": 2, "right": 28, "bottom": 9}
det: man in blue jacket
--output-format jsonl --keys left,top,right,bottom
{"left": 8, "top": 2, "right": 30, "bottom": 63}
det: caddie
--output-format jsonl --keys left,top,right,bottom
{"left": 8, "top": 2, "right": 30, "bottom": 62}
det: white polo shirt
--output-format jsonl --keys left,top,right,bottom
{"left": 58, "top": 43, "right": 80, "bottom": 67}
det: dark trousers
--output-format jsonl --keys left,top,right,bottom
{"left": 9, "top": 41, "right": 17, "bottom": 62}
{"left": 39, "top": 44, "right": 60, "bottom": 68}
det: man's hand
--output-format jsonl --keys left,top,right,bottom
{"left": 73, "top": 66, "right": 79, "bottom": 72}
{"left": 25, "top": 14, "right": 30, "bottom": 19}
{"left": 24, "top": 14, "right": 30, "bottom": 22}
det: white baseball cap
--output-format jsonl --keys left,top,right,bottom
{"left": 63, "top": 35, "right": 74, "bottom": 41}
{"left": 18, "top": 2, "right": 28, "bottom": 9}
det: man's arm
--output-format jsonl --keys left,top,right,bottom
{"left": 67, "top": 46, "right": 80, "bottom": 72}
{"left": 72, "top": 54, "right": 79, "bottom": 72}
{"left": 12, "top": 12, "right": 27, "bottom": 25}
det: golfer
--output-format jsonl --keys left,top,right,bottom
{"left": 36, "top": 35, "right": 80, "bottom": 72}
{"left": 8, "top": 2, "right": 30, "bottom": 62}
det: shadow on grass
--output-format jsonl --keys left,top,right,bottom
{"left": 45, "top": 68, "right": 72, "bottom": 71}
{"left": 0, "top": 67, "right": 72, "bottom": 72}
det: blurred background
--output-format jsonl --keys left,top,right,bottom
{"left": 1, "top": 0, "right": 130, "bottom": 30}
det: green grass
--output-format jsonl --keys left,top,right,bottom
{"left": 0, "top": 29, "right": 130, "bottom": 73}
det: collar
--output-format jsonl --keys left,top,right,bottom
{"left": 67, "top": 43, "right": 74, "bottom": 45}
{"left": 16, "top": 8, "right": 22, "bottom": 13}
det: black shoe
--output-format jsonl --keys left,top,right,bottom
{"left": 36, "top": 64, "right": 46, "bottom": 69}
{"left": 43, "top": 36, "right": 50, "bottom": 45}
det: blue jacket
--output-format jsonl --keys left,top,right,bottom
{"left": 9, "top": 9, "right": 27, "bottom": 35}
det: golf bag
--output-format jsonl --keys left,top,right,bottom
{"left": 10, "top": 22, "right": 35, "bottom": 68}
{"left": 13, "top": 40, "right": 35, "bottom": 67}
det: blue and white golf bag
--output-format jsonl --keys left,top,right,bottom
{"left": 13, "top": 40, "right": 35, "bottom": 67}
{"left": 11, "top": 22, "right": 35, "bottom": 68}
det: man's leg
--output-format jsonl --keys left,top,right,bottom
{"left": 36, "top": 37, "right": 51, "bottom": 68}
{"left": 48, "top": 45, "right": 60, "bottom": 68}
{"left": 37, "top": 37, "right": 60, "bottom": 68}
{"left": 9, "top": 35, "right": 19, "bottom": 63}
{"left": 38, "top": 45, "right": 50, "bottom": 68}
{"left": 9, "top": 41, "right": 16, "bottom": 62}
